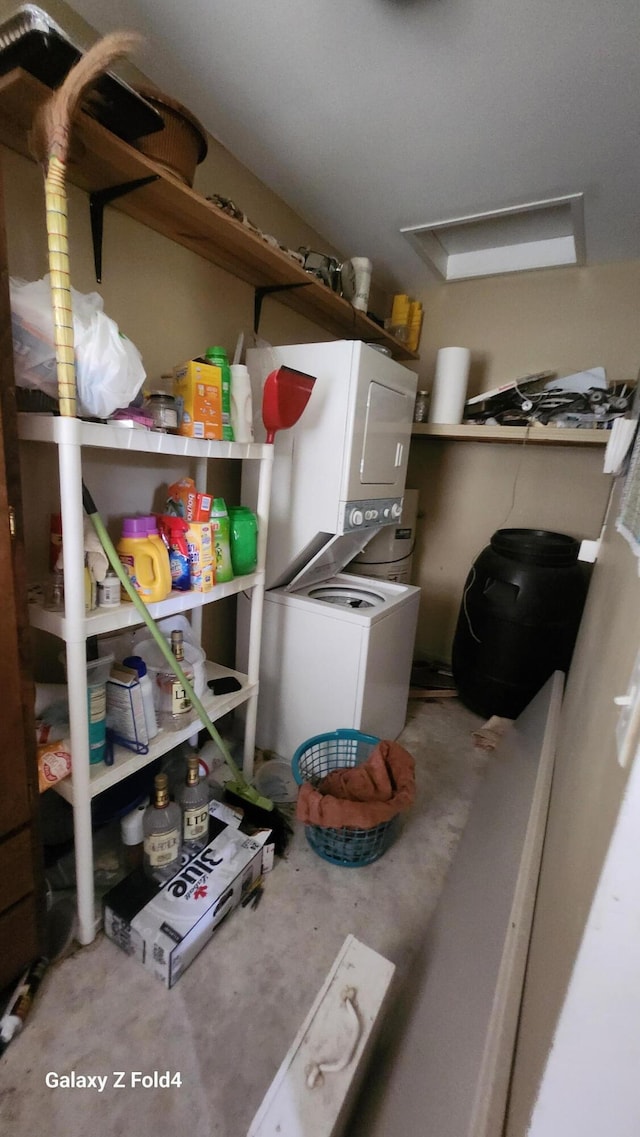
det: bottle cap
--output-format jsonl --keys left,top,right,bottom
{"left": 122, "top": 655, "right": 148, "bottom": 679}
{"left": 120, "top": 801, "right": 147, "bottom": 845}
{"left": 121, "top": 517, "right": 149, "bottom": 537}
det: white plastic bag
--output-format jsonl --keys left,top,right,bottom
{"left": 10, "top": 275, "right": 146, "bottom": 418}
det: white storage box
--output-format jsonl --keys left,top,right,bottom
{"left": 248, "top": 935, "right": 395, "bottom": 1137}
{"left": 103, "top": 812, "right": 268, "bottom": 987}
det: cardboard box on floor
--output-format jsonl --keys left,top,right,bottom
{"left": 103, "top": 805, "right": 270, "bottom": 987}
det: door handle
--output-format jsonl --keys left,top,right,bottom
{"left": 395, "top": 442, "right": 403, "bottom": 467}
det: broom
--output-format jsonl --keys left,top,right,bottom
{"left": 29, "top": 30, "right": 142, "bottom": 418}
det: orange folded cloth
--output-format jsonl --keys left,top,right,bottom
{"left": 296, "top": 740, "right": 416, "bottom": 830}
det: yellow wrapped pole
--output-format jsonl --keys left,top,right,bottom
{"left": 44, "top": 154, "right": 75, "bottom": 415}
{"left": 29, "top": 32, "right": 140, "bottom": 417}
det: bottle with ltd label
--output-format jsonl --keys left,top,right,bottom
{"left": 177, "top": 755, "right": 210, "bottom": 852}
{"left": 156, "top": 630, "right": 193, "bottom": 719}
{"left": 143, "top": 774, "right": 182, "bottom": 881}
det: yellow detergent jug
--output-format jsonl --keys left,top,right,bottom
{"left": 117, "top": 518, "right": 171, "bottom": 603}
{"left": 139, "top": 515, "right": 173, "bottom": 598}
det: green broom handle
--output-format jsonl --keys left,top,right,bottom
{"left": 82, "top": 482, "right": 274, "bottom": 812}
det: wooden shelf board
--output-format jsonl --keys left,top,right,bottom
{"left": 0, "top": 69, "right": 416, "bottom": 361}
{"left": 411, "top": 423, "right": 609, "bottom": 446}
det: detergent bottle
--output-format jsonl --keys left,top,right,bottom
{"left": 117, "top": 518, "right": 171, "bottom": 603}
{"left": 139, "top": 515, "right": 173, "bottom": 597}
{"left": 205, "top": 346, "right": 234, "bottom": 441}
{"left": 210, "top": 498, "right": 234, "bottom": 583}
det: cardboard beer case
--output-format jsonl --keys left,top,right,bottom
{"left": 104, "top": 806, "right": 269, "bottom": 987}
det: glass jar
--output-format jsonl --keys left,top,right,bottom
{"left": 413, "top": 390, "right": 430, "bottom": 423}
{"left": 145, "top": 391, "right": 178, "bottom": 433}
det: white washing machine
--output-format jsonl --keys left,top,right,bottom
{"left": 237, "top": 340, "right": 420, "bottom": 761}
{"left": 239, "top": 533, "right": 420, "bottom": 761}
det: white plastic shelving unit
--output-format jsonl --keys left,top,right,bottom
{"left": 19, "top": 413, "right": 273, "bottom": 945}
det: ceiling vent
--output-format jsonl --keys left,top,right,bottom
{"left": 401, "top": 194, "right": 585, "bottom": 282}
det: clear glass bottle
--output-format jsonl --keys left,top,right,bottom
{"left": 156, "top": 630, "right": 194, "bottom": 719}
{"left": 413, "top": 390, "right": 430, "bottom": 423}
{"left": 177, "top": 755, "right": 210, "bottom": 853}
{"left": 142, "top": 774, "right": 182, "bottom": 881}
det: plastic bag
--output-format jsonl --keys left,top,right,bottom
{"left": 10, "top": 275, "right": 146, "bottom": 418}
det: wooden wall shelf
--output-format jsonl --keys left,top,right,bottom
{"left": 411, "top": 423, "right": 609, "bottom": 446}
{"left": 0, "top": 69, "right": 417, "bottom": 361}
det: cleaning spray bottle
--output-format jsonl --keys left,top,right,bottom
{"left": 205, "top": 346, "right": 234, "bottom": 441}
{"left": 157, "top": 514, "right": 191, "bottom": 591}
{"left": 210, "top": 497, "right": 234, "bottom": 583}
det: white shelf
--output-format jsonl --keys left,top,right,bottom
{"left": 20, "top": 396, "right": 273, "bottom": 946}
{"left": 54, "top": 661, "right": 255, "bottom": 804}
{"left": 30, "top": 571, "right": 263, "bottom": 637}
{"left": 18, "top": 413, "right": 273, "bottom": 461}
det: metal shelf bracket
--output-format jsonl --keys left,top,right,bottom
{"left": 253, "top": 281, "right": 312, "bottom": 335}
{"left": 90, "top": 175, "right": 160, "bottom": 282}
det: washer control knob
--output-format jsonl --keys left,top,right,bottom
{"left": 349, "top": 509, "right": 364, "bottom": 527}
{"left": 391, "top": 502, "right": 402, "bottom": 519}
{"left": 383, "top": 508, "right": 391, "bottom": 518}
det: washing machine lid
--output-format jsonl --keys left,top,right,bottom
{"left": 283, "top": 530, "right": 380, "bottom": 592}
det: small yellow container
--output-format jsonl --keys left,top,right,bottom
{"left": 186, "top": 521, "right": 214, "bottom": 577}
{"left": 190, "top": 566, "right": 215, "bottom": 593}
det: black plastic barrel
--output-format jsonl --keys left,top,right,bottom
{"left": 451, "top": 529, "right": 591, "bottom": 718}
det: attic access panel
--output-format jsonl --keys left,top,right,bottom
{"left": 402, "top": 194, "right": 585, "bottom": 281}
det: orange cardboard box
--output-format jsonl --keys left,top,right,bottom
{"left": 174, "top": 359, "right": 223, "bottom": 440}
{"left": 167, "top": 478, "right": 212, "bottom": 522}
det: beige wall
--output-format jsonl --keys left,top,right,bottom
{"left": 413, "top": 260, "right": 640, "bottom": 394}
{"left": 407, "top": 259, "right": 639, "bottom": 663}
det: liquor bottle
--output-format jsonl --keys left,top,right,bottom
{"left": 177, "top": 755, "right": 210, "bottom": 852}
{"left": 143, "top": 773, "right": 182, "bottom": 882}
{"left": 156, "top": 629, "right": 194, "bottom": 719}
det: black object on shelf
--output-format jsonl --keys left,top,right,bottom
{"left": 0, "top": 5, "right": 164, "bottom": 144}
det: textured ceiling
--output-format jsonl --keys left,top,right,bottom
{"left": 68, "top": 0, "right": 640, "bottom": 295}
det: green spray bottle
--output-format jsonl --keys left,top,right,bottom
{"left": 205, "top": 346, "right": 234, "bottom": 441}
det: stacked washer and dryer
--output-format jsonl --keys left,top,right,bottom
{"left": 237, "top": 339, "right": 420, "bottom": 762}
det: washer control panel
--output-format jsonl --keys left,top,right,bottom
{"left": 341, "top": 497, "right": 403, "bottom": 532}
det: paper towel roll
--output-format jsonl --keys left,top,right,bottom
{"left": 428, "top": 347, "right": 471, "bottom": 424}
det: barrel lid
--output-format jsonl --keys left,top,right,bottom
{"left": 490, "top": 529, "right": 580, "bottom": 566}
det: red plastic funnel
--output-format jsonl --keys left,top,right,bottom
{"left": 262, "top": 366, "right": 316, "bottom": 444}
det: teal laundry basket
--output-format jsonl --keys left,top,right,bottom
{"left": 292, "top": 729, "right": 398, "bottom": 867}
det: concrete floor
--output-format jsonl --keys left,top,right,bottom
{"left": 0, "top": 697, "right": 485, "bottom": 1137}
